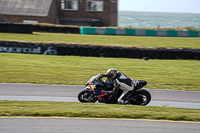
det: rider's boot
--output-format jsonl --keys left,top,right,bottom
{"left": 117, "top": 99, "right": 129, "bottom": 105}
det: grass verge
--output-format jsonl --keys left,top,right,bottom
{"left": 0, "top": 101, "right": 199, "bottom": 122}
{"left": 32, "top": 23, "right": 200, "bottom": 31}
{"left": 0, "top": 32, "right": 200, "bottom": 48}
{"left": 0, "top": 53, "right": 200, "bottom": 91}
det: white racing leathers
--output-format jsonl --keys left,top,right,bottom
{"left": 113, "top": 72, "right": 134, "bottom": 104}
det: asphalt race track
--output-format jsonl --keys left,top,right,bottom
{"left": 0, "top": 117, "right": 200, "bottom": 133}
{"left": 0, "top": 83, "right": 200, "bottom": 133}
{"left": 0, "top": 83, "right": 200, "bottom": 109}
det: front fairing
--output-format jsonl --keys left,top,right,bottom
{"left": 85, "top": 74, "right": 113, "bottom": 100}
{"left": 85, "top": 81, "right": 115, "bottom": 103}
{"left": 85, "top": 83, "right": 102, "bottom": 96}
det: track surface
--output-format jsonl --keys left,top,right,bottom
{"left": 0, "top": 83, "right": 200, "bottom": 109}
{"left": 0, "top": 83, "right": 200, "bottom": 133}
{"left": 0, "top": 117, "right": 199, "bottom": 133}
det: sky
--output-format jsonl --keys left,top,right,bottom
{"left": 119, "top": 0, "right": 200, "bottom": 13}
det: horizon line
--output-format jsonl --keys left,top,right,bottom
{"left": 118, "top": 10, "right": 200, "bottom": 14}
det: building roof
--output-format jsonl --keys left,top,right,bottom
{"left": 0, "top": 0, "right": 53, "bottom": 16}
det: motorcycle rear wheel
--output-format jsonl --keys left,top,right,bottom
{"left": 131, "top": 89, "right": 151, "bottom": 106}
{"left": 78, "top": 90, "right": 97, "bottom": 103}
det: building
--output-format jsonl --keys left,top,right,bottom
{"left": 0, "top": 0, "right": 118, "bottom": 26}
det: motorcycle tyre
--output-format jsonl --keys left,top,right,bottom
{"left": 131, "top": 89, "right": 151, "bottom": 106}
{"left": 78, "top": 90, "right": 98, "bottom": 103}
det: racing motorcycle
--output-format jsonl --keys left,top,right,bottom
{"left": 78, "top": 74, "right": 151, "bottom": 105}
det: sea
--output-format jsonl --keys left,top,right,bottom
{"left": 118, "top": 11, "right": 200, "bottom": 28}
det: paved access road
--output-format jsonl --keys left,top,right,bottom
{"left": 0, "top": 83, "right": 200, "bottom": 109}
{"left": 0, "top": 117, "right": 199, "bottom": 133}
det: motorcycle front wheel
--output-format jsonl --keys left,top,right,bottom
{"left": 78, "top": 90, "right": 97, "bottom": 103}
{"left": 131, "top": 89, "right": 151, "bottom": 106}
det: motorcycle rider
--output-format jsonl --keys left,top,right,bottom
{"left": 94, "top": 68, "right": 134, "bottom": 104}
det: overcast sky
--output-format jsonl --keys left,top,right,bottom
{"left": 119, "top": 0, "right": 200, "bottom": 13}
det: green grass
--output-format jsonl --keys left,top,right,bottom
{"left": 1, "top": 32, "right": 199, "bottom": 121}
{"left": 0, "top": 32, "right": 200, "bottom": 48}
{"left": 0, "top": 101, "right": 199, "bottom": 121}
{"left": 0, "top": 53, "right": 200, "bottom": 91}
{"left": 33, "top": 23, "right": 200, "bottom": 31}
